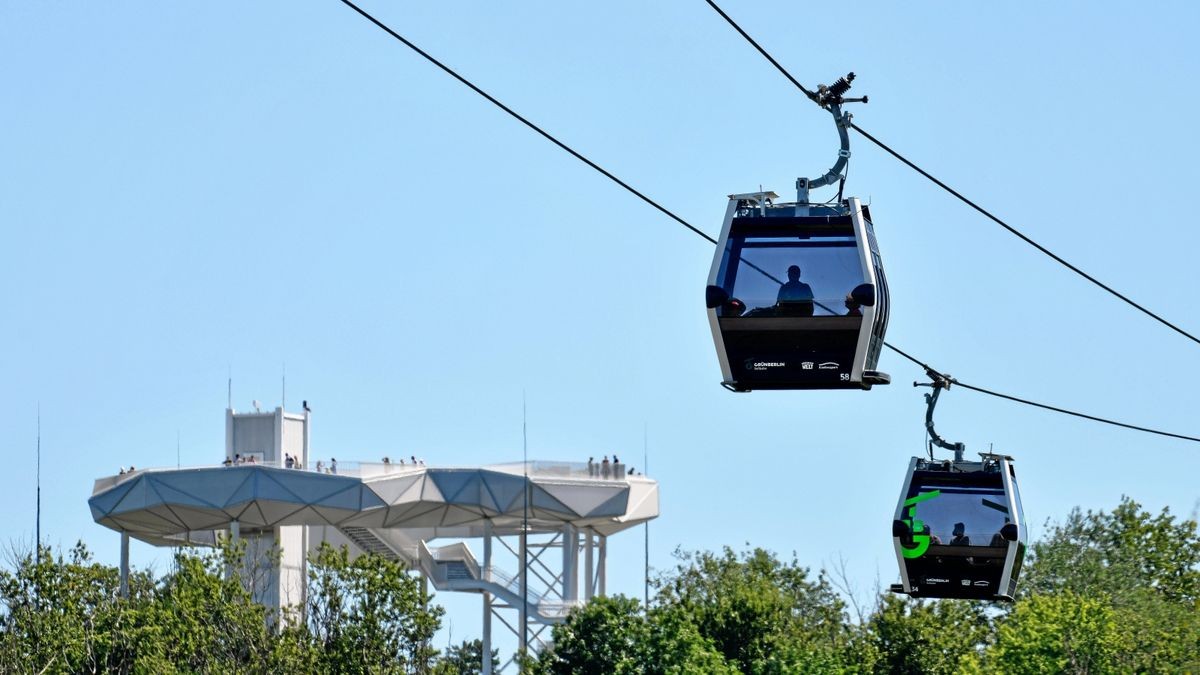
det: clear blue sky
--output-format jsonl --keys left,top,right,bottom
{"left": 3, "top": 0, "right": 1199, "bottom": 649}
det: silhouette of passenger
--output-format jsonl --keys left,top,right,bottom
{"left": 776, "top": 265, "right": 814, "bottom": 316}
{"left": 990, "top": 519, "right": 1011, "bottom": 547}
{"left": 844, "top": 293, "right": 863, "bottom": 317}
{"left": 950, "top": 522, "right": 970, "bottom": 546}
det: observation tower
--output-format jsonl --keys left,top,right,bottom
{"left": 88, "top": 405, "right": 659, "bottom": 672}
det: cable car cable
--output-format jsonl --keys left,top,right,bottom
{"left": 886, "top": 344, "right": 1200, "bottom": 443}
{"left": 950, "top": 380, "right": 1200, "bottom": 444}
{"left": 335, "top": 0, "right": 1200, "bottom": 445}
{"left": 847, "top": 123, "right": 1200, "bottom": 350}
{"left": 703, "top": 0, "right": 1200, "bottom": 350}
{"left": 337, "top": 0, "right": 718, "bottom": 246}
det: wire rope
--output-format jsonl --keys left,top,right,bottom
{"left": 336, "top": 0, "right": 1200, "bottom": 445}
{"left": 704, "top": 0, "right": 1200, "bottom": 350}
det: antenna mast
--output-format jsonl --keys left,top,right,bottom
{"left": 520, "top": 391, "right": 529, "bottom": 662}
{"left": 36, "top": 404, "right": 41, "bottom": 560}
{"left": 643, "top": 423, "right": 649, "bottom": 609}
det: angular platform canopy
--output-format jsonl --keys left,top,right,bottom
{"left": 91, "top": 463, "right": 659, "bottom": 546}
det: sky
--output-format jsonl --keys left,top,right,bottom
{"left": 3, "top": 0, "right": 1199, "bottom": 655}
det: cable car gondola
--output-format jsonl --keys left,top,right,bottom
{"left": 705, "top": 74, "right": 889, "bottom": 391}
{"left": 891, "top": 377, "right": 1028, "bottom": 601}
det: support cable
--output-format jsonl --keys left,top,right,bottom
{"left": 335, "top": 0, "right": 1200, "bottom": 445}
{"left": 338, "top": 0, "right": 716, "bottom": 245}
{"left": 704, "top": 0, "right": 1200, "bottom": 350}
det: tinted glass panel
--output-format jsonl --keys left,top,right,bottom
{"left": 726, "top": 237, "right": 866, "bottom": 317}
{"left": 907, "top": 484, "right": 1011, "bottom": 548}
{"left": 1008, "top": 468, "right": 1026, "bottom": 533}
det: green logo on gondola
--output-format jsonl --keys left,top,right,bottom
{"left": 900, "top": 490, "right": 941, "bottom": 559}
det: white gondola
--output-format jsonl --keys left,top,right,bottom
{"left": 705, "top": 192, "right": 889, "bottom": 391}
{"left": 703, "top": 73, "right": 888, "bottom": 391}
{"left": 890, "top": 378, "right": 1028, "bottom": 601}
{"left": 890, "top": 454, "right": 1027, "bottom": 601}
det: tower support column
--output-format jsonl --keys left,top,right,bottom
{"left": 584, "top": 528, "right": 594, "bottom": 601}
{"left": 562, "top": 524, "right": 577, "bottom": 602}
{"left": 598, "top": 534, "right": 607, "bottom": 597}
{"left": 482, "top": 520, "right": 493, "bottom": 675}
{"left": 119, "top": 532, "right": 130, "bottom": 598}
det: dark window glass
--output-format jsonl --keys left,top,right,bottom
{"left": 909, "top": 485, "right": 1012, "bottom": 547}
{"left": 727, "top": 236, "right": 865, "bottom": 316}
{"left": 1008, "top": 471, "right": 1026, "bottom": 533}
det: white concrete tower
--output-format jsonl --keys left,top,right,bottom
{"left": 224, "top": 406, "right": 310, "bottom": 620}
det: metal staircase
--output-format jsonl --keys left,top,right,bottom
{"left": 417, "top": 540, "right": 579, "bottom": 623}
{"left": 340, "top": 523, "right": 410, "bottom": 559}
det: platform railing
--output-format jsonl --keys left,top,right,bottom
{"left": 94, "top": 457, "right": 650, "bottom": 495}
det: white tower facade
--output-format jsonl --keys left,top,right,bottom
{"left": 224, "top": 406, "right": 310, "bottom": 619}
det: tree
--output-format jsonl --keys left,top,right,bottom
{"left": 984, "top": 591, "right": 1127, "bottom": 674}
{"left": 135, "top": 543, "right": 276, "bottom": 673}
{"left": 1022, "top": 496, "right": 1200, "bottom": 602}
{"left": 642, "top": 604, "right": 737, "bottom": 674}
{"left": 433, "top": 638, "right": 499, "bottom": 675}
{"left": 307, "top": 542, "right": 443, "bottom": 674}
{"left": 0, "top": 542, "right": 148, "bottom": 674}
{"left": 655, "top": 547, "right": 858, "bottom": 673}
{"left": 534, "top": 595, "right": 649, "bottom": 675}
{"left": 0, "top": 541, "right": 281, "bottom": 674}
{"left": 865, "top": 595, "right": 991, "bottom": 675}
{"left": 0, "top": 540, "right": 445, "bottom": 675}
{"left": 1012, "top": 496, "right": 1200, "bottom": 671}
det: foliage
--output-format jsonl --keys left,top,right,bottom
{"left": 866, "top": 594, "right": 990, "bottom": 674}
{"left": 533, "top": 595, "right": 649, "bottom": 675}
{"left": 0, "top": 541, "right": 276, "bottom": 674}
{"left": 0, "top": 540, "right": 442, "bottom": 674}
{"left": 536, "top": 497, "right": 1200, "bottom": 674}
{"left": 655, "top": 547, "right": 858, "bottom": 673}
{"left": 1012, "top": 497, "right": 1200, "bottom": 672}
{"left": 1022, "top": 496, "right": 1200, "bottom": 602}
{"left": 983, "top": 591, "right": 1126, "bottom": 674}
{"left": 538, "top": 548, "right": 859, "bottom": 674}
{"left": 5, "top": 495, "right": 1200, "bottom": 673}
{"left": 307, "top": 541, "right": 443, "bottom": 674}
{"left": 432, "top": 638, "right": 500, "bottom": 675}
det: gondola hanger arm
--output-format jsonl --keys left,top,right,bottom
{"left": 914, "top": 373, "right": 966, "bottom": 462}
{"left": 797, "top": 73, "right": 867, "bottom": 205}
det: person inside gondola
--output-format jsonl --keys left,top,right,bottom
{"left": 950, "top": 522, "right": 970, "bottom": 546}
{"left": 990, "top": 519, "right": 1011, "bottom": 547}
{"left": 776, "top": 265, "right": 814, "bottom": 316}
{"left": 844, "top": 292, "right": 863, "bottom": 317}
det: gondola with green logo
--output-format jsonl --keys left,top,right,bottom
{"left": 890, "top": 376, "right": 1027, "bottom": 601}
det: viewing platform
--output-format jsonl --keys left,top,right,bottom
{"left": 90, "top": 459, "right": 658, "bottom": 549}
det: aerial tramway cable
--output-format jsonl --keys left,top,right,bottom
{"left": 334, "top": 0, "right": 1200, "bottom": 445}
{"left": 703, "top": 0, "right": 1200, "bottom": 351}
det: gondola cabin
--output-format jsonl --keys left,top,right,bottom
{"left": 891, "top": 454, "right": 1027, "bottom": 601}
{"left": 705, "top": 191, "right": 890, "bottom": 391}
